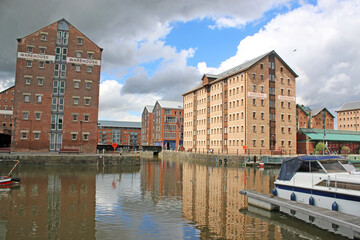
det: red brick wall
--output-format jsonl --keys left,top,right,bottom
{"left": 12, "top": 19, "right": 101, "bottom": 153}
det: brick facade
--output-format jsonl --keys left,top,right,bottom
{"left": 337, "top": 101, "right": 360, "bottom": 131}
{"left": 98, "top": 120, "right": 141, "bottom": 147}
{"left": 0, "top": 86, "right": 15, "bottom": 133}
{"left": 12, "top": 19, "right": 102, "bottom": 153}
{"left": 183, "top": 51, "right": 298, "bottom": 155}
{"left": 141, "top": 106, "right": 153, "bottom": 146}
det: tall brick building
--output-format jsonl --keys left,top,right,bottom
{"left": 98, "top": 120, "right": 141, "bottom": 147}
{"left": 0, "top": 86, "right": 15, "bottom": 132}
{"left": 296, "top": 105, "right": 334, "bottom": 130}
{"left": 183, "top": 50, "right": 298, "bottom": 155}
{"left": 141, "top": 105, "right": 153, "bottom": 146}
{"left": 152, "top": 100, "right": 183, "bottom": 150}
{"left": 337, "top": 101, "right": 360, "bottom": 131}
{"left": 12, "top": 18, "right": 102, "bottom": 153}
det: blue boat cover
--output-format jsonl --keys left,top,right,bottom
{"left": 277, "top": 155, "right": 344, "bottom": 181}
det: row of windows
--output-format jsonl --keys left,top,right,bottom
{"left": 25, "top": 60, "right": 94, "bottom": 73}
{"left": 20, "top": 131, "right": 90, "bottom": 141}
{"left": 338, "top": 110, "right": 359, "bottom": 115}
{"left": 339, "top": 116, "right": 359, "bottom": 121}
{"left": 185, "top": 139, "right": 292, "bottom": 147}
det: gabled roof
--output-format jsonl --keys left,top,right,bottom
{"left": 0, "top": 85, "right": 15, "bottom": 94}
{"left": 98, "top": 120, "right": 141, "bottom": 128}
{"left": 311, "top": 107, "right": 335, "bottom": 118}
{"left": 183, "top": 50, "right": 298, "bottom": 95}
{"left": 156, "top": 100, "right": 183, "bottom": 109}
{"left": 296, "top": 104, "right": 309, "bottom": 116}
{"left": 145, "top": 105, "right": 154, "bottom": 113}
{"left": 336, "top": 100, "right": 360, "bottom": 112}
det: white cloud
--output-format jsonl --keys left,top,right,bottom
{"left": 99, "top": 80, "right": 160, "bottom": 121}
{"left": 211, "top": 0, "right": 360, "bottom": 112}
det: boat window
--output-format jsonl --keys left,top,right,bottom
{"left": 320, "top": 160, "right": 347, "bottom": 173}
{"left": 341, "top": 163, "right": 356, "bottom": 172}
{"left": 297, "top": 161, "right": 325, "bottom": 173}
{"left": 316, "top": 180, "right": 360, "bottom": 191}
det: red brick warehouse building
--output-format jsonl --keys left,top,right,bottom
{"left": 12, "top": 18, "right": 103, "bottom": 153}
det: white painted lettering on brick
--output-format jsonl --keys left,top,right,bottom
{"left": 17, "top": 52, "right": 55, "bottom": 61}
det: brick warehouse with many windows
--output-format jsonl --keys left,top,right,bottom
{"left": 183, "top": 50, "right": 298, "bottom": 155}
{"left": 12, "top": 18, "right": 102, "bottom": 153}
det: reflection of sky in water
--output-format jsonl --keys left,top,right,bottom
{"left": 96, "top": 173, "right": 199, "bottom": 239}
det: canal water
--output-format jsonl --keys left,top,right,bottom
{"left": 0, "top": 158, "right": 346, "bottom": 239}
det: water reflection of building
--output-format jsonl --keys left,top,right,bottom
{"left": 182, "top": 162, "right": 280, "bottom": 239}
{"left": 140, "top": 160, "right": 182, "bottom": 203}
{"left": 0, "top": 170, "right": 96, "bottom": 239}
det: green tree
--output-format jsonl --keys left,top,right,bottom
{"left": 341, "top": 146, "right": 350, "bottom": 154}
{"left": 314, "top": 142, "right": 325, "bottom": 154}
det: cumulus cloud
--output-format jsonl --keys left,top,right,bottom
{"left": 212, "top": 0, "right": 360, "bottom": 113}
{"left": 99, "top": 80, "right": 160, "bottom": 121}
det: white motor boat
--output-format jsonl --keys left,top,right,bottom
{"left": 273, "top": 156, "right": 360, "bottom": 217}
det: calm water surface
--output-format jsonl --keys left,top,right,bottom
{"left": 0, "top": 159, "right": 345, "bottom": 239}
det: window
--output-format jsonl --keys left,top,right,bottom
{"left": 36, "top": 95, "right": 42, "bottom": 103}
{"left": 261, "top": 99, "right": 264, "bottom": 106}
{"left": 39, "top": 61, "right": 44, "bottom": 68}
{"left": 281, "top": 114, "right": 284, "bottom": 120}
{"left": 35, "top": 112, "right": 41, "bottom": 120}
{"left": 252, "top": 85, "right": 256, "bottom": 91}
{"left": 26, "top": 60, "right": 32, "bottom": 67}
{"left": 288, "top": 102, "right": 291, "bottom": 109}
{"left": 87, "top": 66, "right": 92, "bottom": 73}
{"left": 40, "top": 47, "right": 46, "bottom": 54}
{"left": 77, "top": 37, "right": 83, "bottom": 45}
{"left": 252, "top": 74, "right": 255, "bottom": 79}
{"left": 76, "top": 51, "right": 82, "bottom": 58}
{"left": 25, "top": 77, "right": 31, "bottom": 85}
{"left": 83, "top": 133, "right": 89, "bottom": 141}
{"left": 253, "top": 112, "right": 256, "bottom": 119}
{"left": 88, "top": 52, "right": 93, "bottom": 59}
{"left": 253, "top": 140, "right": 256, "bottom": 147}
{"left": 23, "top": 112, "right": 29, "bottom": 120}
{"left": 281, "top": 78, "right": 284, "bottom": 84}
{"left": 281, "top": 89, "right": 284, "bottom": 95}
{"left": 84, "top": 97, "right": 91, "bottom": 105}
{"left": 21, "top": 131, "right": 28, "bottom": 139}
{"left": 260, "top": 63, "right": 263, "bottom": 69}
{"left": 76, "top": 65, "right": 80, "bottom": 72}
{"left": 37, "top": 78, "right": 43, "bottom": 85}
{"left": 281, "top": 127, "right": 285, "bottom": 133}
{"left": 281, "top": 101, "right": 284, "bottom": 108}
{"left": 84, "top": 115, "right": 89, "bottom": 122}
{"left": 261, "top": 125, "right": 265, "bottom": 132}
{"left": 288, "top": 89, "right": 291, "bottom": 96}
{"left": 73, "top": 97, "right": 79, "bottom": 105}
{"left": 288, "top": 115, "right": 291, "bottom": 121}
{"left": 253, "top": 99, "right": 256, "bottom": 106}
{"left": 72, "top": 133, "right": 77, "bottom": 141}
{"left": 280, "top": 66, "right": 283, "bottom": 72}
{"left": 260, "top": 86, "right": 264, "bottom": 92}
{"left": 288, "top": 127, "right": 291, "bottom": 133}
{"left": 261, "top": 112, "right": 264, "bottom": 119}
{"left": 74, "top": 80, "right": 80, "bottom": 88}
{"left": 28, "top": 46, "right": 33, "bottom": 52}
{"left": 73, "top": 114, "right": 78, "bottom": 122}
{"left": 34, "top": 132, "right": 40, "bottom": 140}
{"left": 41, "top": 33, "right": 47, "bottom": 41}
{"left": 253, "top": 125, "right": 256, "bottom": 132}
{"left": 24, "top": 94, "right": 30, "bottom": 102}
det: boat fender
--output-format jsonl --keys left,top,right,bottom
{"left": 290, "top": 192, "right": 296, "bottom": 201}
{"left": 272, "top": 188, "right": 277, "bottom": 196}
{"left": 219, "top": 159, "right": 222, "bottom": 164}
{"left": 224, "top": 158, "right": 227, "bottom": 163}
{"left": 309, "top": 196, "right": 315, "bottom": 206}
{"left": 332, "top": 201, "right": 338, "bottom": 211}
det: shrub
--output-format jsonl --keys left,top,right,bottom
{"left": 314, "top": 142, "right": 325, "bottom": 154}
{"left": 341, "top": 146, "right": 350, "bottom": 154}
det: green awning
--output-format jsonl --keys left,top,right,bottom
{"left": 303, "top": 131, "right": 360, "bottom": 142}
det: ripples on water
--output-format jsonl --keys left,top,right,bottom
{"left": 0, "top": 159, "right": 346, "bottom": 239}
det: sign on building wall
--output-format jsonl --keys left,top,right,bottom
{"left": 17, "top": 52, "right": 55, "bottom": 61}
{"left": 247, "top": 92, "right": 267, "bottom": 98}
{"left": 278, "top": 95, "right": 296, "bottom": 102}
{"left": 66, "top": 57, "right": 101, "bottom": 66}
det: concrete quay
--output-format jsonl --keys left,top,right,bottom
{"left": 0, "top": 152, "right": 140, "bottom": 165}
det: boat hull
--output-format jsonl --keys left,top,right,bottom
{"left": 275, "top": 184, "right": 360, "bottom": 217}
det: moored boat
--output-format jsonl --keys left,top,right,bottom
{"left": 273, "top": 156, "right": 360, "bottom": 217}
{"left": 0, "top": 160, "right": 20, "bottom": 188}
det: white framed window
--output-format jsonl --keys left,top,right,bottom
{"left": 73, "top": 97, "right": 79, "bottom": 105}
{"left": 26, "top": 60, "right": 32, "bottom": 67}
{"left": 39, "top": 61, "right": 44, "bottom": 68}
{"left": 21, "top": 131, "right": 28, "bottom": 139}
{"left": 23, "top": 111, "right": 29, "bottom": 120}
{"left": 24, "top": 94, "right": 30, "bottom": 102}
{"left": 87, "top": 66, "right": 92, "bottom": 73}
{"left": 74, "top": 79, "right": 80, "bottom": 88}
{"left": 25, "top": 77, "right": 31, "bottom": 85}
{"left": 34, "top": 131, "right": 40, "bottom": 140}
{"left": 77, "top": 37, "right": 83, "bottom": 45}
{"left": 76, "top": 51, "right": 82, "bottom": 58}
{"left": 36, "top": 94, "right": 42, "bottom": 103}
{"left": 72, "top": 114, "right": 78, "bottom": 122}
{"left": 41, "top": 32, "right": 47, "bottom": 41}
{"left": 71, "top": 132, "right": 78, "bottom": 141}
{"left": 84, "top": 114, "right": 90, "bottom": 122}
{"left": 84, "top": 97, "right": 91, "bottom": 105}
{"left": 35, "top": 112, "right": 41, "bottom": 120}
{"left": 27, "top": 46, "right": 33, "bottom": 52}
{"left": 83, "top": 132, "right": 89, "bottom": 141}
{"left": 37, "top": 78, "right": 43, "bottom": 85}
{"left": 75, "top": 65, "right": 80, "bottom": 72}
{"left": 88, "top": 52, "right": 94, "bottom": 59}
{"left": 40, "top": 47, "right": 46, "bottom": 54}
{"left": 85, "top": 81, "right": 91, "bottom": 89}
